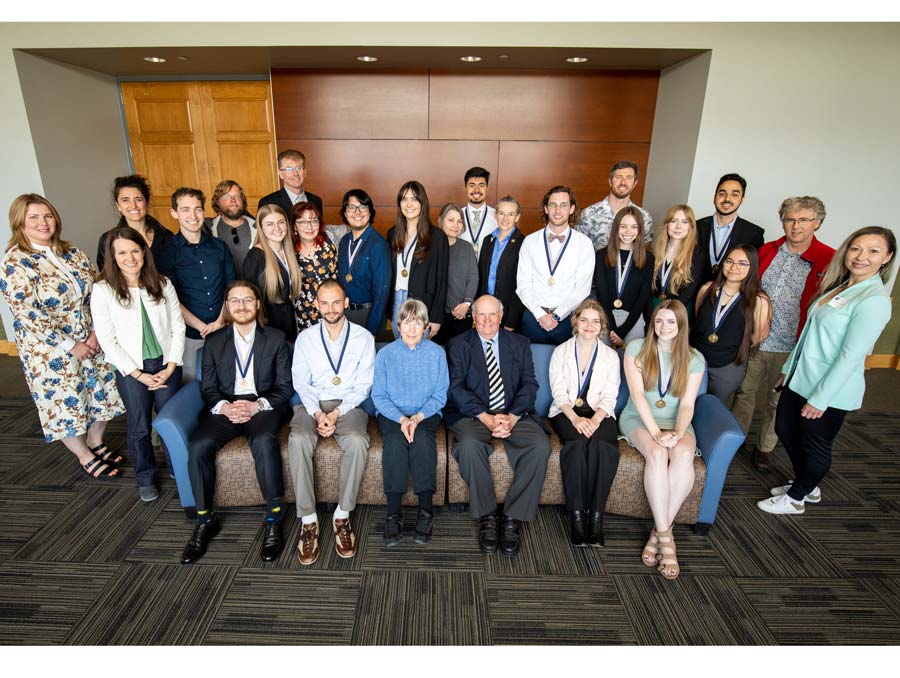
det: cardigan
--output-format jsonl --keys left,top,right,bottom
{"left": 548, "top": 336, "right": 621, "bottom": 419}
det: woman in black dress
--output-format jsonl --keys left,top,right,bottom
{"left": 650, "top": 204, "right": 704, "bottom": 318}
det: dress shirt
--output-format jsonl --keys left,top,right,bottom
{"left": 372, "top": 338, "right": 449, "bottom": 423}
{"left": 548, "top": 337, "right": 621, "bottom": 419}
{"left": 487, "top": 227, "right": 514, "bottom": 295}
{"left": 760, "top": 243, "right": 812, "bottom": 352}
{"left": 458, "top": 204, "right": 497, "bottom": 257}
{"left": 211, "top": 322, "right": 272, "bottom": 414}
{"left": 292, "top": 318, "right": 375, "bottom": 417}
{"left": 516, "top": 226, "right": 594, "bottom": 321}
{"left": 708, "top": 216, "right": 737, "bottom": 266}
{"left": 394, "top": 241, "right": 417, "bottom": 292}
{"left": 575, "top": 197, "right": 654, "bottom": 251}
{"left": 337, "top": 226, "right": 392, "bottom": 335}
{"left": 477, "top": 331, "right": 501, "bottom": 365}
{"left": 285, "top": 187, "right": 308, "bottom": 205}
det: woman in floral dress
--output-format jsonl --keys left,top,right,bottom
{"left": 290, "top": 201, "right": 338, "bottom": 330}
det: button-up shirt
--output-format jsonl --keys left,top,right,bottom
{"left": 575, "top": 197, "right": 653, "bottom": 251}
{"left": 760, "top": 243, "right": 812, "bottom": 352}
{"left": 337, "top": 226, "right": 392, "bottom": 336}
{"left": 487, "top": 227, "right": 515, "bottom": 295}
{"left": 708, "top": 215, "right": 737, "bottom": 266}
{"left": 458, "top": 204, "right": 497, "bottom": 257}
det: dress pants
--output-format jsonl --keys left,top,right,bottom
{"left": 188, "top": 403, "right": 291, "bottom": 511}
{"left": 377, "top": 414, "right": 441, "bottom": 496}
{"left": 706, "top": 361, "right": 748, "bottom": 406}
{"left": 450, "top": 417, "right": 550, "bottom": 521}
{"left": 551, "top": 409, "right": 620, "bottom": 513}
{"left": 521, "top": 310, "right": 572, "bottom": 346}
{"left": 288, "top": 400, "right": 370, "bottom": 516}
{"left": 775, "top": 386, "right": 847, "bottom": 502}
{"left": 730, "top": 349, "right": 789, "bottom": 452}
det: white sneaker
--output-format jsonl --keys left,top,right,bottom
{"left": 770, "top": 483, "right": 821, "bottom": 503}
{"left": 757, "top": 494, "right": 805, "bottom": 515}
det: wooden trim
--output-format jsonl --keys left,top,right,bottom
{"left": 0, "top": 341, "right": 18, "bottom": 357}
{"left": 865, "top": 354, "right": 899, "bottom": 369}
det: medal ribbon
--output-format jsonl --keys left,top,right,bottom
{"left": 320, "top": 321, "right": 351, "bottom": 382}
{"left": 401, "top": 236, "right": 418, "bottom": 271}
{"left": 543, "top": 228, "right": 573, "bottom": 280}
{"left": 712, "top": 287, "right": 741, "bottom": 334}
{"left": 657, "top": 347, "right": 673, "bottom": 402}
{"left": 616, "top": 249, "right": 634, "bottom": 299}
{"left": 575, "top": 340, "right": 599, "bottom": 401}
{"left": 235, "top": 340, "right": 255, "bottom": 385}
{"left": 659, "top": 259, "right": 673, "bottom": 296}
{"left": 465, "top": 207, "right": 488, "bottom": 246}
{"left": 711, "top": 224, "right": 734, "bottom": 267}
{"left": 347, "top": 231, "right": 365, "bottom": 273}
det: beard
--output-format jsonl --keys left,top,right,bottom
{"left": 220, "top": 205, "right": 244, "bottom": 220}
{"left": 610, "top": 185, "right": 633, "bottom": 200}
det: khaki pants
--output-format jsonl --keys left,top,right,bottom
{"left": 730, "top": 349, "right": 789, "bottom": 453}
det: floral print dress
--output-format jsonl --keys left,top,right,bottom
{"left": 0, "top": 246, "right": 124, "bottom": 441}
{"left": 294, "top": 242, "right": 338, "bottom": 331}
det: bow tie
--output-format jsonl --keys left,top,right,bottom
{"left": 548, "top": 233, "right": 567, "bottom": 243}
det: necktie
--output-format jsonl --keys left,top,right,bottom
{"left": 472, "top": 208, "right": 482, "bottom": 227}
{"left": 485, "top": 339, "right": 505, "bottom": 412}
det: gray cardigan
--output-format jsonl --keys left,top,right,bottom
{"left": 446, "top": 240, "right": 479, "bottom": 312}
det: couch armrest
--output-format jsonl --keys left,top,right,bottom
{"left": 692, "top": 393, "right": 746, "bottom": 527}
{"left": 152, "top": 381, "right": 203, "bottom": 510}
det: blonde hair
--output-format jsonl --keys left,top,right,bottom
{"left": 255, "top": 204, "right": 303, "bottom": 303}
{"left": 653, "top": 204, "right": 698, "bottom": 294}
{"left": 819, "top": 226, "right": 897, "bottom": 293}
{"left": 7, "top": 194, "right": 71, "bottom": 255}
{"left": 570, "top": 299, "right": 607, "bottom": 336}
{"left": 634, "top": 300, "right": 696, "bottom": 398}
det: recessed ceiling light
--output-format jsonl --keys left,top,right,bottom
{"left": 566, "top": 57, "right": 589, "bottom": 64}
{"left": 143, "top": 56, "right": 167, "bottom": 63}
{"left": 498, "top": 55, "right": 510, "bottom": 60}
{"left": 460, "top": 56, "right": 482, "bottom": 63}
{"left": 356, "top": 56, "right": 378, "bottom": 62}
{"left": 176, "top": 56, "right": 190, "bottom": 62}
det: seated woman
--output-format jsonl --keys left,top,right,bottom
{"left": 619, "top": 300, "right": 705, "bottom": 580}
{"left": 291, "top": 201, "right": 338, "bottom": 331}
{"left": 549, "top": 300, "right": 621, "bottom": 547}
{"left": 242, "top": 204, "right": 303, "bottom": 344}
{"left": 372, "top": 298, "right": 449, "bottom": 547}
{"left": 91, "top": 226, "right": 185, "bottom": 501}
{"left": 97, "top": 174, "right": 171, "bottom": 272}
{"left": 434, "top": 203, "right": 478, "bottom": 345}
{"left": 650, "top": 205, "right": 704, "bottom": 318}
{"left": 690, "top": 244, "right": 771, "bottom": 404}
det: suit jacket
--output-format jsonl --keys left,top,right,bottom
{"left": 256, "top": 188, "right": 323, "bottom": 218}
{"left": 477, "top": 228, "right": 525, "bottom": 330}
{"left": 200, "top": 323, "right": 293, "bottom": 411}
{"left": 594, "top": 248, "right": 654, "bottom": 338}
{"left": 444, "top": 328, "right": 540, "bottom": 427}
{"left": 696, "top": 215, "right": 765, "bottom": 283}
{"left": 387, "top": 225, "right": 449, "bottom": 325}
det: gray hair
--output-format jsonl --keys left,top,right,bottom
{"left": 397, "top": 298, "right": 429, "bottom": 327}
{"left": 779, "top": 196, "right": 826, "bottom": 223}
{"left": 496, "top": 195, "right": 521, "bottom": 215}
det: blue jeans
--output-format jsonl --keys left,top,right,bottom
{"left": 521, "top": 310, "right": 572, "bottom": 346}
{"left": 391, "top": 289, "right": 409, "bottom": 339}
{"left": 115, "top": 356, "right": 182, "bottom": 487}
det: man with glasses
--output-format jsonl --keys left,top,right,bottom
{"left": 576, "top": 160, "right": 653, "bottom": 250}
{"left": 731, "top": 197, "right": 835, "bottom": 470}
{"left": 257, "top": 149, "right": 323, "bottom": 217}
{"left": 206, "top": 180, "right": 257, "bottom": 272}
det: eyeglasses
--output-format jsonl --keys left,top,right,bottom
{"left": 279, "top": 166, "right": 305, "bottom": 174}
{"left": 782, "top": 217, "right": 817, "bottom": 226}
{"left": 723, "top": 258, "right": 750, "bottom": 268}
{"left": 345, "top": 205, "right": 368, "bottom": 214}
{"left": 296, "top": 219, "right": 320, "bottom": 227}
{"left": 497, "top": 211, "right": 518, "bottom": 219}
{"left": 227, "top": 297, "right": 256, "bottom": 305}
{"left": 547, "top": 202, "right": 570, "bottom": 210}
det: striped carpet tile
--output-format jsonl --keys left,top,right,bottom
{"left": 0, "top": 487, "right": 78, "bottom": 559}
{"left": 859, "top": 577, "right": 900, "bottom": 623}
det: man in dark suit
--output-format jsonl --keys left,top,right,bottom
{"left": 256, "top": 149, "right": 323, "bottom": 217}
{"left": 180, "top": 280, "right": 294, "bottom": 565}
{"left": 477, "top": 195, "right": 525, "bottom": 332}
{"left": 445, "top": 295, "right": 551, "bottom": 557}
{"left": 696, "top": 173, "right": 765, "bottom": 283}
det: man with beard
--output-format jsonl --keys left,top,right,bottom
{"left": 576, "top": 160, "right": 653, "bottom": 250}
{"left": 458, "top": 167, "right": 498, "bottom": 258}
{"left": 288, "top": 279, "right": 376, "bottom": 564}
{"left": 696, "top": 173, "right": 765, "bottom": 283}
{"left": 206, "top": 180, "right": 257, "bottom": 272}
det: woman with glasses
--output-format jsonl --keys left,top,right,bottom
{"left": 650, "top": 205, "right": 704, "bottom": 318}
{"left": 290, "top": 201, "right": 338, "bottom": 331}
{"left": 690, "top": 245, "right": 771, "bottom": 404}
{"left": 96, "top": 174, "right": 171, "bottom": 272}
{"left": 434, "top": 203, "right": 479, "bottom": 345}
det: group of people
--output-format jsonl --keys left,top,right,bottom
{"left": 1, "top": 151, "right": 894, "bottom": 582}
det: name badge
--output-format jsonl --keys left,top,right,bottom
{"left": 828, "top": 294, "right": 849, "bottom": 309}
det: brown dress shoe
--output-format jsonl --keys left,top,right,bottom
{"left": 297, "top": 522, "right": 320, "bottom": 565}
{"left": 753, "top": 446, "right": 773, "bottom": 471}
{"left": 333, "top": 517, "right": 357, "bottom": 558}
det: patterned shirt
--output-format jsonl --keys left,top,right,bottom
{"left": 294, "top": 242, "right": 339, "bottom": 331}
{"left": 760, "top": 242, "right": 812, "bottom": 353}
{"left": 575, "top": 197, "right": 653, "bottom": 251}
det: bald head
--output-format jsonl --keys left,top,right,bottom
{"left": 473, "top": 295, "right": 503, "bottom": 340}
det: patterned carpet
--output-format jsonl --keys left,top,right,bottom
{"left": 1, "top": 356, "right": 899, "bottom": 645}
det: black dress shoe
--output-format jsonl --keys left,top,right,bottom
{"left": 384, "top": 512, "right": 403, "bottom": 547}
{"left": 569, "top": 510, "right": 588, "bottom": 547}
{"left": 414, "top": 508, "right": 434, "bottom": 544}
{"left": 500, "top": 516, "right": 521, "bottom": 557}
{"left": 588, "top": 511, "right": 605, "bottom": 547}
{"left": 181, "top": 514, "right": 221, "bottom": 564}
{"left": 260, "top": 519, "right": 284, "bottom": 562}
{"left": 479, "top": 514, "right": 499, "bottom": 554}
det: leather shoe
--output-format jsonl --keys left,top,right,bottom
{"left": 414, "top": 508, "right": 434, "bottom": 544}
{"left": 260, "top": 519, "right": 284, "bottom": 562}
{"left": 588, "top": 511, "right": 605, "bottom": 547}
{"left": 753, "top": 446, "right": 773, "bottom": 471}
{"left": 297, "top": 522, "right": 320, "bottom": 565}
{"left": 500, "top": 516, "right": 521, "bottom": 557}
{"left": 569, "top": 510, "right": 588, "bottom": 547}
{"left": 384, "top": 512, "right": 403, "bottom": 547}
{"left": 479, "top": 513, "right": 499, "bottom": 554}
{"left": 333, "top": 518, "right": 357, "bottom": 558}
{"left": 181, "top": 514, "right": 221, "bottom": 564}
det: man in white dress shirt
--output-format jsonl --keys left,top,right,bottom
{"left": 458, "top": 167, "right": 498, "bottom": 257}
{"left": 516, "top": 186, "right": 595, "bottom": 345}
{"left": 288, "top": 279, "right": 376, "bottom": 564}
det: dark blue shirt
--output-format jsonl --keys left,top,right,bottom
{"left": 337, "top": 226, "right": 392, "bottom": 336}
{"left": 156, "top": 231, "right": 236, "bottom": 339}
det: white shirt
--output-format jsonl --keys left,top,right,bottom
{"left": 394, "top": 239, "right": 417, "bottom": 292}
{"left": 211, "top": 322, "right": 272, "bottom": 414}
{"left": 516, "top": 225, "right": 595, "bottom": 321}
{"left": 292, "top": 318, "right": 375, "bottom": 418}
{"left": 285, "top": 187, "right": 308, "bottom": 205}
{"left": 458, "top": 204, "right": 497, "bottom": 258}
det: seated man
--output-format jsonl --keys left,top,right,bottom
{"left": 445, "top": 295, "right": 551, "bottom": 557}
{"left": 180, "top": 280, "right": 293, "bottom": 565}
{"left": 288, "top": 280, "right": 376, "bottom": 564}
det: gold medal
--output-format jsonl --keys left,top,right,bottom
{"left": 574, "top": 398, "right": 584, "bottom": 407}
{"left": 613, "top": 299, "right": 623, "bottom": 309}
{"left": 401, "top": 269, "right": 408, "bottom": 278}
{"left": 708, "top": 333, "right": 719, "bottom": 343}
{"left": 345, "top": 273, "right": 353, "bottom": 283}
{"left": 659, "top": 293, "right": 667, "bottom": 300}
{"left": 548, "top": 277, "right": 555, "bottom": 286}
{"left": 332, "top": 376, "right": 341, "bottom": 386}
{"left": 473, "top": 244, "right": 478, "bottom": 253}
{"left": 239, "top": 379, "right": 249, "bottom": 390}
{"left": 655, "top": 399, "right": 666, "bottom": 409}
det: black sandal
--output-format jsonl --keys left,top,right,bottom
{"left": 89, "top": 443, "right": 123, "bottom": 466}
{"left": 82, "top": 456, "right": 121, "bottom": 480}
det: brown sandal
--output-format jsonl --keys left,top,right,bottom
{"left": 641, "top": 527, "right": 660, "bottom": 567}
{"left": 656, "top": 528, "right": 679, "bottom": 580}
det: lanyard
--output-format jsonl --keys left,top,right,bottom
{"left": 347, "top": 231, "right": 365, "bottom": 271}
{"left": 659, "top": 259, "right": 673, "bottom": 294}
{"left": 711, "top": 224, "right": 734, "bottom": 266}
{"left": 320, "top": 321, "right": 351, "bottom": 384}
{"left": 575, "top": 340, "right": 599, "bottom": 398}
{"left": 401, "top": 236, "right": 418, "bottom": 271}
{"left": 616, "top": 249, "right": 634, "bottom": 298}
{"left": 235, "top": 336, "right": 255, "bottom": 384}
{"left": 543, "top": 229, "right": 572, "bottom": 281}
{"left": 657, "top": 347, "right": 673, "bottom": 403}
{"left": 712, "top": 287, "right": 741, "bottom": 332}
{"left": 464, "top": 207, "right": 487, "bottom": 246}
{"left": 273, "top": 246, "right": 291, "bottom": 285}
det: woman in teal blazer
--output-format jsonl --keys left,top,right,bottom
{"left": 758, "top": 226, "right": 895, "bottom": 515}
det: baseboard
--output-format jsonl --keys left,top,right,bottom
{"left": 0, "top": 341, "right": 17, "bottom": 357}
{"left": 865, "top": 354, "right": 899, "bottom": 369}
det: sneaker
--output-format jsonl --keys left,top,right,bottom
{"left": 139, "top": 485, "right": 160, "bottom": 502}
{"left": 757, "top": 494, "right": 805, "bottom": 515}
{"left": 770, "top": 483, "right": 821, "bottom": 503}
{"left": 297, "top": 522, "right": 320, "bottom": 565}
{"left": 414, "top": 508, "right": 433, "bottom": 544}
{"left": 383, "top": 512, "right": 403, "bottom": 547}
{"left": 333, "top": 518, "right": 357, "bottom": 558}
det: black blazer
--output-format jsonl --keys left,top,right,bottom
{"left": 386, "top": 225, "right": 449, "bottom": 325}
{"left": 444, "top": 328, "right": 540, "bottom": 428}
{"left": 652, "top": 245, "right": 705, "bottom": 314}
{"left": 696, "top": 215, "right": 765, "bottom": 284}
{"left": 200, "top": 323, "right": 293, "bottom": 411}
{"left": 256, "top": 188, "right": 323, "bottom": 218}
{"left": 594, "top": 248, "right": 655, "bottom": 338}
{"left": 241, "top": 248, "right": 297, "bottom": 344}
{"left": 477, "top": 228, "right": 525, "bottom": 330}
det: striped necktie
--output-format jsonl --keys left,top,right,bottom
{"left": 485, "top": 339, "right": 505, "bottom": 412}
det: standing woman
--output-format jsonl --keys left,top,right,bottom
{"left": 434, "top": 203, "right": 478, "bottom": 345}
{"left": 594, "top": 206, "right": 654, "bottom": 348}
{"left": 97, "top": 175, "right": 171, "bottom": 271}
{"left": 690, "top": 245, "right": 771, "bottom": 404}
{"left": 386, "top": 181, "right": 449, "bottom": 339}
{"left": 242, "top": 204, "right": 302, "bottom": 344}
{"left": 1, "top": 194, "right": 125, "bottom": 477}
{"left": 91, "top": 226, "right": 185, "bottom": 501}
{"left": 619, "top": 300, "right": 706, "bottom": 580}
{"left": 290, "top": 201, "right": 338, "bottom": 331}
{"left": 549, "top": 300, "right": 621, "bottom": 547}
{"left": 758, "top": 226, "right": 895, "bottom": 515}
{"left": 651, "top": 205, "right": 704, "bottom": 317}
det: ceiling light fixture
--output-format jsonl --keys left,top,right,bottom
{"left": 143, "top": 56, "right": 167, "bottom": 63}
{"left": 566, "top": 57, "right": 589, "bottom": 64}
{"left": 356, "top": 56, "right": 378, "bottom": 62}
{"left": 460, "top": 56, "right": 482, "bottom": 63}
{"left": 498, "top": 55, "right": 510, "bottom": 60}
{"left": 176, "top": 56, "right": 190, "bottom": 62}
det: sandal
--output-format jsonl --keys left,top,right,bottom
{"left": 89, "top": 443, "right": 123, "bottom": 466}
{"left": 82, "top": 456, "right": 120, "bottom": 480}
{"left": 641, "top": 527, "right": 660, "bottom": 567}
{"left": 656, "top": 528, "right": 679, "bottom": 580}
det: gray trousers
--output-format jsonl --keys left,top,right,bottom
{"left": 287, "top": 400, "right": 370, "bottom": 517}
{"left": 450, "top": 417, "right": 550, "bottom": 522}
{"left": 705, "top": 360, "right": 749, "bottom": 406}
{"left": 181, "top": 337, "right": 205, "bottom": 383}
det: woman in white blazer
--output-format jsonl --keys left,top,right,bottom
{"left": 91, "top": 226, "right": 185, "bottom": 501}
{"left": 549, "top": 299, "right": 621, "bottom": 548}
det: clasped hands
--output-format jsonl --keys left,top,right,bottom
{"left": 399, "top": 412, "right": 425, "bottom": 443}
{"left": 69, "top": 331, "right": 100, "bottom": 360}
{"left": 478, "top": 412, "right": 520, "bottom": 439}
{"left": 569, "top": 412, "right": 605, "bottom": 438}
{"left": 220, "top": 400, "right": 262, "bottom": 424}
{"left": 314, "top": 409, "right": 341, "bottom": 437}
{"left": 652, "top": 429, "right": 684, "bottom": 449}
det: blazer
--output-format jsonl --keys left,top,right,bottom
{"left": 242, "top": 247, "right": 298, "bottom": 343}
{"left": 444, "top": 328, "right": 540, "bottom": 427}
{"left": 386, "top": 225, "right": 449, "bottom": 325}
{"left": 781, "top": 274, "right": 891, "bottom": 412}
{"left": 652, "top": 245, "right": 705, "bottom": 313}
{"left": 257, "top": 188, "right": 323, "bottom": 218}
{"left": 548, "top": 337, "right": 621, "bottom": 419}
{"left": 200, "top": 323, "right": 293, "bottom": 411}
{"left": 594, "top": 248, "right": 654, "bottom": 338}
{"left": 696, "top": 215, "right": 765, "bottom": 283}
{"left": 90, "top": 279, "right": 186, "bottom": 376}
{"left": 477, "top": 228, "right": 525, "bottom": 330}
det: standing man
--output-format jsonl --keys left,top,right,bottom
{"left": 288, "top": 280, "right": 375, "bottom": 565}
{"left": 576, "top": 160, "right": 653, "bottom": 250}
{"left": 446, "top": 295, "right": 551, "bottom": 557}
{"left": 696, "top": 173, "right": 765, "bottom": 283}
{"left": 257, "top": 149, "right": 324, "bottom": 217}
{"left": 731, "top": 197, "right": 835, "bottom": 470}
{"left": 478, "top": 195, "right": 525, "bottom": 332}
{"left": 516, "top": 186, "right": 594, "bottom": 345}
{"left": 157, "top": 187, "right": 236, "bottom": 382}
{"left": 458, "top": 167, "right": 498, "bottom": 257}
{"left": 180, "top": 280, "right": 293, "bottom": 565}
{"left": 206, "top": 180, "right": 257, "bottom": 273}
